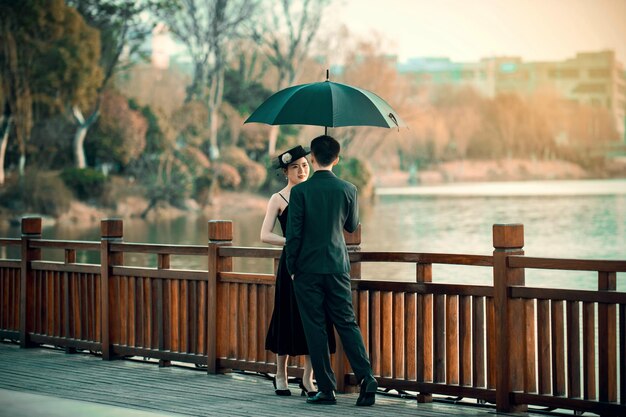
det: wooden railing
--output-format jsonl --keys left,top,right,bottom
{"left": 0, "top": 217, "right": 624, "bottom": 416}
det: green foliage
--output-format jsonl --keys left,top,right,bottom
{"left": 334, "top": 157, "right": 373, "bottom": 192}
{"left": 223, "top": 69, "right": 273, "bottom": 115}
{"left": 1, "top": 170, "right": 72, "bottom": 216}
{"left": 60, "top": 167, "right": 107, "bottom": 201}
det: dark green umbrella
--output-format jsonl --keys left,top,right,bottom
{"left": 244, "top": 73, "right": 404, "bottom": 134}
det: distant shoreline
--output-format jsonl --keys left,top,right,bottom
{"left": 376, "top": 178, "right": 626, "bottom": 197}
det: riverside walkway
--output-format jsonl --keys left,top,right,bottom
{"left": 0, "top": 342, "right": 540, "bottom": 417}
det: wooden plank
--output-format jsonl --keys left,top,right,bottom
{"left": 110, "top": 242, "right": 207, "bottom": 256}
{"left": 30, "top": 240, "right": 99, "bottom": 250}
{"left": 218, "top": 246, "right": 281, "bottom": 259}
{"left": 228, "top": 283, "right": 238, "bottom": 359}
{"left": 370, "top": 291, "right": 381, "bottom": 376}
{"left": 238, "top": 283, "right": 248, "bottom": 360}
{"left": 179, "top": 279, "right": 188, "bottom": 353}
{"left": 537, "top": 299, "right": 551, "bottom": 395}
{"left": 248, "top": 284, "right": 257, "bottom": 362}
{"left": 619, "top": 304, "right": 626, "bottom": 404}
{"left": 381, "top": 291, "right": 393, "bottom": 378}
{"left": 112, "top": 266, "right": 206, "bottom": 281}
{"left": 551, "top": 300, "right": 565, "bottom": 396}
{"left": 459, "top": 295, "right": 471, "bottom": 386}
{"left": 47, "top": 271, "right": 54, "bottom": 336}
{"left": 433, "top": 294, "right": 445, "bottom": 383}
{"left": 218, "top": 272, "right": 275, "bottom": 285}
{"left": 55, "top": 271, "right": 62, "bottom": 337}
{"left": 472, "top": 296, "right": 485, "bottom": 388}
{"left": 32, "top": 262, "right": 99, "bottom": 274}
{"left": 513, "top": 393, "right": 626, "bottom": 416}
{"left": 353, "top": 280, "right": 493, "bottom": 297}
{"left": 188, "top": 280, "right": 196, "bottom": 354}
{"left": 198, "top": 280, "right": 206, "bottom": 355}
{"left": 486, "top": 297, "right": 496, "bottom": 389}
{"left": 445, "top": 295, "right": 459, "bottom": 385}
{"left": 393, "top": 292, "right": 404, "bottom": 379}
{"left": 404, "top": 293, "right": 416, "bottom": 380}
{"left": 598, "top": 271, "right": 617, "bottom": 402}
{"left": 94, "top": 275, "right": 101, "bottom": 343}
{"left": 255, "top": 284, "right": 265, "bottom": 362}
{"left": 507, "top": 255, "right": 626, "bottom": 272}
{"left": 566, "top": 300, "right": 581, "bottom": 399}
{"left": 524, "top": 299, "right": 536, "bottom": 393}
{"left": 128, "top": 277, "right": 136, "bottom": 347}
{"left": 511, "top": 286, "right": 626, "bottom": 304}
{"left": 358, "top": 290, "right": 369, "bottom": 352}
{"left": 136, "top": 277, "right": 144, "bottom": 347}
{"left": 143, "top": 278, "right": 152, "bottom": 349}
{"left": 170, "top": 279, "right": 180, "bottom": 352}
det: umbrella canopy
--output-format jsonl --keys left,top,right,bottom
{"left": 244, "top": 81, "right": 405, "bottom": 129}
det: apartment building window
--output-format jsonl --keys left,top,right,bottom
{"left": 549, "top": 69, "right": 580, "bottom": 79}
{"left": 574, "top": 83, "right": 607, "bottom": 93}
{"left": 589, "top": 68, "right": 610, "bottom": 78}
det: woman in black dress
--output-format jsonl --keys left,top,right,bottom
{"left": 261, "top": 145, "right": 335, "bottom": 396}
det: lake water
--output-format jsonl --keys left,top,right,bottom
{"left": 1, "top": 179, "right": 624, "bottom": 291}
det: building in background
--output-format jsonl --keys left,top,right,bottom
{"left": 400, "top": 50, "right": 626, "bottom": 140}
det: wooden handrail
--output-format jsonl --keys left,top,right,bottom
{"left": 0, "top": 238, "right": 20, "bottom": 246}
{"left": 110, "top": 242, "right": 207, "bottom": 256}
{"left": 508, "top": 255, "right": 626, "bottom": 272}
{"left": 30, "top": 239, "right": 100, "bottom": 250}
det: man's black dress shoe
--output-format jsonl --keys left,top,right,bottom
{"left": 306, "top": 390, "right": 336, "bottom": 404}
{"left": 356, "top": 375, "right": 377, "bottom": 406}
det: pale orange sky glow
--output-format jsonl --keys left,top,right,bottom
{"left": 332, "top": 0, "right": 626, "bottom": 63}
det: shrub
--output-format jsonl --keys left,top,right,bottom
{"left": 61, "top": 167, "right": 107, "bottom": 201}
{"left": 215, "top": 163, "right": 241, "bottom": 190}
{"left": 220, "top": 146, "right": 266, "bottom": 191}
{"left": 1, "top": 170, "right": 72, "bottom": 216}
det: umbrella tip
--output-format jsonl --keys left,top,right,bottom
{"left": 326, "top": 68, "right": 329, "bottom": 81}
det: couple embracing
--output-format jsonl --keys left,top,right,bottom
{"left": 261, "top": 135, "right": 377, "bottom": 406}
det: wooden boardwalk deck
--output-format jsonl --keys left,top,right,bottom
{"left": 0, "top": 342, "right": 549, "bottom": 417}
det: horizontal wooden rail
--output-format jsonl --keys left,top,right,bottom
{"left": 0, "top": 260, "right": 20, "bottom": 268}
{"left": 511, "top": 286, "right": 626, "bottom": 304}
{"left": 217, "top": 271, "right": 275, "bottom": 285}
{"left": 31, "top": 261, "right": 100, "bottom": 274}
{"left": 219, "top": 246, "right": 281, "bottom": 258}
{"left": 30, "top": 239, "right": 100, "bottom": 251}
{"left": 352, "top": 280, "right": 493, "bottom": 296}
{"left": 0, "top": 238, "right": 20, "bottom": 246}
{"left": 111, "top": 266, "right": 207, "bottom": 281}
{"left": 513, "top": 393, "right": 624, "bottom": 416}
{"left": 354, "top": 252, "right": 493, "bottom": 266}
{"left": 508, "top": 256, "right": 626, "bottom": 272}
{"left": 110, "top": 242, "right": 207, "bottom": 256}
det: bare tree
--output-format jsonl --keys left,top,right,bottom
{"left": 256, "top": 0, "right": 329, "bottom": 156}
{"left": 160, "top": 0, "right": 259, "bottom": 160}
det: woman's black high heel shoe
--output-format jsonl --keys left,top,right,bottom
{"left": 273, "top": 377, "right": 291, "bottom": 396}
{"left": 299, "top": 382, "right": 318, "bottom": 397}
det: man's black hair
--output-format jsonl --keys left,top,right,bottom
{"left": 310, "top": 135, "right": 340, "bottom": 166}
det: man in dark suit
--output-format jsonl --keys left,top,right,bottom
{"left": 286, "top": 135, "right": 377, "bottom": 406}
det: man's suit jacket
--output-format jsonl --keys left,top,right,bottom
{"left": 286, "top": 170, "right": 359, "bottom": 275}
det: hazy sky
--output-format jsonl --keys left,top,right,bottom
{"left": 332, "top": 0, "right": 626, "bottom": 64}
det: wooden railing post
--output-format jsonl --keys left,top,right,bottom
{"left": 493, "top": 224, "right": 527, "bottom": 413}
{"left": 207, "top": 220, "right": 232, "bottom": 374}
{"left": 100, "top": 218, "right": 123, "bottom": 360}
{"left": 416, "top": 262, "right": 433, "bottom": 403}
{"left": 333, "top": 224, "right": 362, "bottom": 393}
{"left": 19, "top": 217, "right": 41, "bottom": 348}
{"left": 598, "top": 271, "right": 617, "bottom": 403}
{"left": 157, "top": 253, "right": 171, "bottom": 367}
